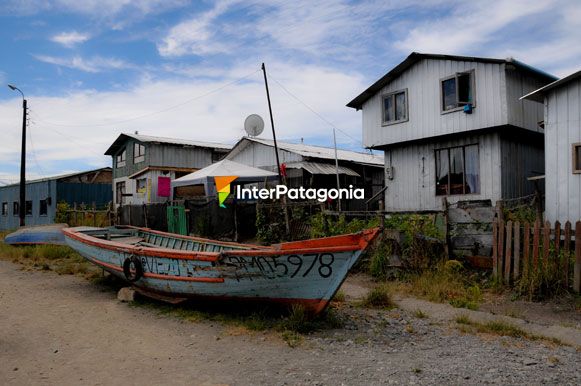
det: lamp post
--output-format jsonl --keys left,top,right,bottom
{"left": 8, "top": 84, "right": 27, "bottom": 227}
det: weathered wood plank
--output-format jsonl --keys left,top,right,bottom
{"left": 492, "top": 221, "right": 498, "bottom": 278}
{"left": 513, "top": 221, "right": 520, "bottom": 280}
{"left": 498, "top": 220, "right": 505, "bottom": 280}
{"left": 574, "top": 221, "right": 581, "bottom": 293}
{"left": 523, "top": 222, "right": 530, "bottom": 278}
{"left": 542, "top": 221, "right": 551, "bottom": 274}
{"left": 564, "top": 221, "right": 571, "bottom": 288}
{"left": 554, "top": 221, "right": 561, "bottom": 285}
{"left": 532, "top": 220, "right": 540, "bottom": 272}
{"left": 505, "top": 220, "right": 513, "bottom": 284}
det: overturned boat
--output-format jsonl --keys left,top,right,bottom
{"left": 63, "top": 226, "right": 379, "bottom": 313}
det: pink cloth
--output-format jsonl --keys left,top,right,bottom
{"left": 157, "top": 176, "right": 171, "bottom": 197}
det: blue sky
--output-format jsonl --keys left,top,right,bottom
{"left": 0, "top": 0, "right": 579, "bottom": 185}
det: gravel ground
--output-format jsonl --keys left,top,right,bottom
{"left": 1, "top": 259, "right": 580, "bottom": 386}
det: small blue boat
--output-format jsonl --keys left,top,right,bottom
{"left": 4, "top": 224, "right": 68, "bottom": 246}
{"left": 63, "top": 226, "right": 380, "bottom": 313}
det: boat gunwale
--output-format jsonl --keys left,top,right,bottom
{"left": 63, "top": 227, "right": 380, "bottom": 261}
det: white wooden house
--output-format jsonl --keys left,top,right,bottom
{"left": 347, "top": 52, "right": 556, "bottom": 211}
{"left": 522, "top": 70, "right": 581, "bottom": 223}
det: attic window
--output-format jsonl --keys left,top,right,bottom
{"left": 382, "top": 89, "right": 408, "bottom": 125}
{"left": 134, "top": 143, "right": 146, "bottom": 164}
{"left": 441, "top": 71, "right": 475, "bottom": 112}
{"left": 116, "top": 149, "right": 126, "bottom": 167}
{"left": 573, "top": 143, "right": 581, "bottom": 174}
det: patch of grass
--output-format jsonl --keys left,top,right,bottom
{"left": 398, "top": 261, "right": 482, "bottom": 310}
{"left": 453, "top": 316, "right": 566, "bottom": 345}
{"left": 0, "top": 239, "right": 100, "bottom": 279}
{"left": 413, "top": 309, "right": 428, "bottom": 319}
{"left": 332, "top": 290, "right": 346, "bottom": 303}
{"left": 281, "top": 330, "right": 303, "bottom": 348}
{"left": 362, "top": 284, "right": 394, "bottom": 308}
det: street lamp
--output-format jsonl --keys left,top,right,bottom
{"left": 8, "top": 84, "right": 27, "bottom": 227}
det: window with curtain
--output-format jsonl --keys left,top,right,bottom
{"left": 382, "top": 89, "right": 408, "bottom": 125}
{"left": 435, "top": 144, "right": 479, "bottom": 196}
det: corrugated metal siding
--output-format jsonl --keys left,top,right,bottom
{"left": 499, "top": 135, "right": 544, "bottom": 199}
{"left": 362, "top": 58, "right": 508, "bottom": 148}
{"left": 383, "top": 132, "right": 502, "bottom": 211}
{"left": 56, "top": 182, "right": 112, "bottom": 207}
{"left": 545, "top": 78, "right": 581, "bottom": 223}
{"left": 505, "top": 67, "right": 548, "bottom": 133}
{"left": 0, "top": 180, "right": 57, "bottom": 230}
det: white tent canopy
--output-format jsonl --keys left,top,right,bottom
{"left": 172, "top": 159, "right": 278, "bottom": 189}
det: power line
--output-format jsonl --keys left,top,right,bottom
{"left": 33, "top": 69, "right": 261, "bottom": 128}
{"left": 268, "top": 74, "right": 363, "bottom": 147}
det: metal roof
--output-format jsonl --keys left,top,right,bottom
{"left": 286, "top": 161, "right": 360, "bottom": 177}
{"left": 172, "top": 159, "right": 278, "bottom": 187}
{"left": 104, "top": 133, "right": 232, "bottom": 155}
{"left": 0, "top": 167, "right": 111, "bottom": 188}
{"left": 347, "top": 52, "right": 557, "bottom": 110}
{"left": 230, "top": 137, "right": 384, "bottom": 166}
{"left": 521, "top": 70, "right": 581, "bottom": 102}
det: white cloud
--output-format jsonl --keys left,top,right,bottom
{"left": 50, "top": 31, "right": 90, "bottom": 47}
{"left": 394, "top": 0, "right": 554, "bottom": 54}
{"left": 0, "top": 61, "right": 368, "bottom": 176}
{"left": 33, "top": 55, "right": 133, "bottom": 73}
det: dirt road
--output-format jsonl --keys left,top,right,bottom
{"left": 1, "top": 260, "right": 579, "bottom": 385}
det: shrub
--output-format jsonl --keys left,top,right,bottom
{"left": 362, "top": 284, "right": 394, "bottom": 308}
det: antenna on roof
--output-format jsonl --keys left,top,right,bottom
{"left": 244, "top": 114, "right": 264, "bottom": 137}
{"left": 134, "top": 130, "right": 139, "bottom": 135}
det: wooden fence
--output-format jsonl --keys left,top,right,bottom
{"left": 492, "top": 219, "right": 581, "bottom": 292}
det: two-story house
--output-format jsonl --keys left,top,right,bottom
{"left": 347, "top": 52, "right": 556, "bottom": 211}
{"left": 522, "top": 70, "right": 581, "bottom": 223}
{"left": 104, "top": 133, "right": 231, "bottom": 206}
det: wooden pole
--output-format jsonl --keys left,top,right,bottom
{"left": 542, "top": 221, "right": 551, "bottom": 274}
{"left": 492, "top": 221, "right": 498, "bottom": 278}
{"left": 504, "top": 220, "right": 512, "bottom": 284}
{"left": 564, "top": 221, "right": 571, "bottom": 288}
{"left": 532, "top": 220, "right": 540, "bottom": 272}
{"left": 523, "top": 222, "right": 530, "bottom": 278}
{"left": 498, "top": 220, "right": 505, "bottom": 280}
{"left": 574, "top": 221, "right": 581, "bottom": 293}
{"left": 513, "top": 221, "right": 520, "bottom": 280}
{"left": 554, "top": 221, "right": 561, "bottom": 283}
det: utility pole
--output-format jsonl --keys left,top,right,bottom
{"left": 8, "top": 84, "right": 27, "bottom": 227}
{"left": 261, "top": 63, "right": 283, "bottom": 185}
{"left": 333, "top": 128, "right": 341, "bottom": 212}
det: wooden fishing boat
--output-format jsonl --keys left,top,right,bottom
{"left": 4, "top": 224, "right": 68, "bottom": 246}
{"left": 63, "top": 226, "right": 380, "bottom": 313}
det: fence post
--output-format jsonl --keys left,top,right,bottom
{"left": 554, "top": 221, "right": 561, "bottom": 283}
{"left": 542, "top": 221, "right": 551, "bottom": 274}
{"left": 574, "top": 221, "right": 581, "bottom": 293}
{"left": 564, "top": 221, "right": 571, "bottom": 288}
{"left": 523, "top": 222, "right": 530, "bottom": 278}
{"left": 513, "top": 221, "right": 520, "bottom": 280}
{"left": 532, "top": 220, "right": 540, "bottom": 271}
{"left": 498, "top": 220, "right": 505, "bottom": 280}
{"left": 504, "top": 220, "right": 513, "bottom": 284}
{"left": 492, "top": 221, "right": 498, "bottom": 278}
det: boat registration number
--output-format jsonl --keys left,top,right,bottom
{"left": 225, "top": 253, "right": 335, "bottom": 280}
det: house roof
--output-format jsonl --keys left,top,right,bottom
{"left": 227, "top": 137, "right": 384, "bottom": 167}
{"left": 521, "top": 70, "right": 581, "bottom": 102}
{"left": 286, "top": 161, "right": 360, "bottom": 177}
{"left": 347, "top": 52, "right": 557, "bottom": 110}
{"left": 104, "top": 133, "right": 232, "bottom": 156}
{"left": 172, "top": 159, "right": 278, "bottom": 188}
{"left": 0, "top": 167, "right": 111, "bottom": 188}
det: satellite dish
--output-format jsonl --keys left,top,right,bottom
{"left": 244, "top": 114, "right": 264, "bottom": 137}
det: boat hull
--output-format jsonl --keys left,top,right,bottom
{"left": 4, "top": 224, "right": 68, "bottom": 246}
{"left": 64, "top": 227, "right": 379, "bottom": 313}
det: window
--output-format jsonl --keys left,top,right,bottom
{"left": 116, "top": 149, "right": 126, "bottom": 168}
{"left": 435, "top": 144, "right": 479, "bottom": 196}
{"left": 39, "top": 199, "right": 48, "bottom": 216}
{"left": 136, "top": 178, "right": 147, "bottom": 194}
{"left": 116, "top": 181, "right": 126, "bottom": 204}
{"left": 441, "top": 71, "right": 474, "bottom": 112}
{"left": 13, "top": 202, "right": 19, "bottom": 216}
{"left": 25, "top": 200, "right": 32, "bottom": 216}
{"left": 382, "top": 89, "right": 408, "bottom": 125}
{"left": 573, "top": 143, "right": 581, "bottom": 174}
{"left": 1, "top": 202, "right": 7, "bottom": 216}
{"left": 134, "top": 143, "right": 146, "bottom": 163}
